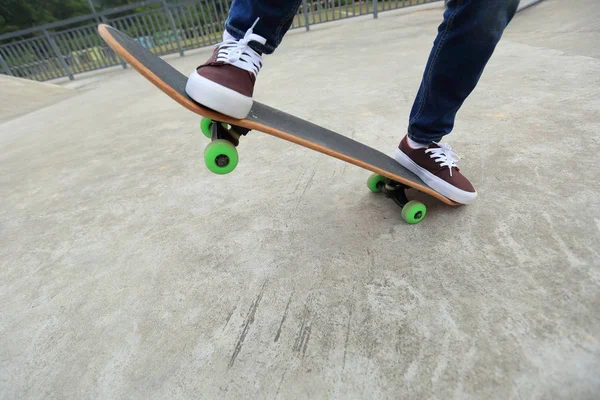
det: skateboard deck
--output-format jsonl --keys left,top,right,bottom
{"left": 97, "top": 24, "right": 459, "bottom": 222}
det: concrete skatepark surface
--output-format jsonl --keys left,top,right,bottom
{"left": 1, "top": 0, "right": 599, "bottom": 398}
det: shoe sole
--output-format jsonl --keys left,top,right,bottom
{"left": 185, "top": 71, "right": 252, "bottom": 119}
{"left": 394, "top": 148, "right": 477, "bottom": 205}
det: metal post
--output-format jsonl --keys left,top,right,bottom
{"left": 87, "top": 0, "right": 96, "bottom": 13}
{"left": 161, "top": 0, "right": 184, "bottom": 56}
{"left": 87, "top": 0, "right": 101, "bottom": 24}
{"left": 43, "top": 29, "right": 74, "bottom": 80}
{"left": 302, "top": 0, "right": 310, "bottom": 31}
{"left": 0, "top": 53, "right": 12, "bottom": 76}
{"left": 373, "top": 0, "right": 378, "bottom": 18}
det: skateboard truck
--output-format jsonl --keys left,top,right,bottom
{"left": 381, "top": 179, "right": 410, "bottom": 208}
{"left": 209, "top": 119, "right": 241, "bottom": 146}
{"left": 367, "top": 174, "right": 427, "bottom": 224}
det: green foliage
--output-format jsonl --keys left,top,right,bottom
{"left": 0, "top": 0, "right": 91, "bottom": 34}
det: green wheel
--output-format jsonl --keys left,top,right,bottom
{"left": 204, "top": 140, "right": 238, "bottom": 174}
{"left": 200, "top": 118, "right": 229, "bottom": 139}
{"left": 200, "top": 117, "right": 213, "bottom": 138}
{"left": 401, "top": 200, "right": 426, "bottom": 224}
{"left": 367, "top": 173, "right": 386, "bottom": 193}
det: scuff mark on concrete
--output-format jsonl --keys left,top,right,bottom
{"left": 228, "top": 282, "right": 266, "bottom": 368}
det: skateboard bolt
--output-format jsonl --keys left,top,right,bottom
{"left": 215, "top": 155, "right": 230, "bottom": 167}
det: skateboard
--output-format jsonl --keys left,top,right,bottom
{"left": 97, "top": 24, "right": 459, "bottom": 224}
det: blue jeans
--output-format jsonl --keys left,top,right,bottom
{"left": 226, "top": 0, "right": 520, "bottom": 143}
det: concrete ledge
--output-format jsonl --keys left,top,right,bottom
{"left": 0, "top": 75, "right": 73, "bottom": 123}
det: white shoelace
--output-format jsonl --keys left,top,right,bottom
{"left": 425, "top": 142, "right": 461, "bottom": 177}
{"left": 215, "top": 18, "right": 266, "bottom": 76}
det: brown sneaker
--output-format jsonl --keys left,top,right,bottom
{"left": 394, "top": 135, "right": 477, "bottom": 204}
{"left": 185, "top": 19, "right": 265, "bottom": 119}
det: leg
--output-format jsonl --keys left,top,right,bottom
{"left": 408, "top": 0, "right": 520, "bottom": 144}
{"left": 395, "top": 0, "right": 519, "bottom": 204}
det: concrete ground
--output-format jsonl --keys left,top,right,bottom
{"left": 1, "top": 0, "right": 599, "bottom": 398}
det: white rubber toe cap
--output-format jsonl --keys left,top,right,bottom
{"left": 185, "top": 71, "right": 252, "bottom": 119}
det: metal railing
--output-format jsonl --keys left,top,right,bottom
{"left": 0, "top": 0, "right": 441, "bottom": 82}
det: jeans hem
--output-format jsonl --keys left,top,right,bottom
{"left": 407, "top": 131, "right": 443, "bottom": 145}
